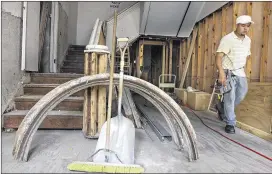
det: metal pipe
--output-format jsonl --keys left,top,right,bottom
{"left": 21, "top": 2, "right": 27, "bottom": 71}
{"left": 53, "top": 2, "right": 59, "bottom": 73}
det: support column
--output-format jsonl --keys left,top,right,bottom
{"left": 83, "top": 45, "right": 109, "bottom": 138}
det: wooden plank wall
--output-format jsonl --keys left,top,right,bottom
{"left": 235, "top": 82, "right": 272, "bottom": 137}
{"left": 179, "top": 1, "right": 272, "bottom": 93}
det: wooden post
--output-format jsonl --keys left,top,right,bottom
{"left": 182, "top": 40, "right": 186, "bottom": 77}
{"left": 83, "top": 53, "right": 92, "bottom": 137}
{"left": 90, "top": 53, "right": 98, "bottom": 137}
{"left": 207, "top": 16, "right": 213, "bottom": 93}
{"left": 97, "top": 54, "right": 107, "bottom": 133}
{"left": 202, "top": 19, "right": 208, "bottom": 92}
{"left": 191, "top": 34, "right": 197, "bottom": 88}
{"left": 197, "top": 22, "right": 203, "bottom": 90}
{"left": 179, "top": 26, "right": 198, "bottom": 88}
{"left": 179, "top": 40, "right": 183, "bottom": 84}
{"left": 211, "top": 13, "right": 217, "bottom": 86}
{"left": 138, "top": 41, "right": 144, "bottom": 78}
{"left": 165, "top": 43, "right": 169, "bottom": 83}
{"left": 83, "top": 51, "right": 108, "bottom": 137}
{"left": 222, "top": 6, "right": 227, "bottom": 37}
{"left": 161, "top": 45, "right": 166, "bottom": 90}
{"left": 260, "top": 2, "right": 270, "bottom": 82}
{"left": 246, "top": 2, "right": 253, "bottom": 81}
{"left": 186, "top": 36, "right": 191, "bottom": 87}
{"left": 232, "top": 2, "right": 238, "bottom": 30}
{"left": 82, "top": 52, "right": 99, "bottom": 137}
{"left": 169, "top": 40, "right": 173, "bottom": 82}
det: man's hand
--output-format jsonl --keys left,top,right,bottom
{"left": 216, "top": 52, "right": 226, "bottom": 86}
{"left": 218, "top": 71, "right": 226, "bottom": 86}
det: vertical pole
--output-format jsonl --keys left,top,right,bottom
{"left": 98, "top": 54, "right": 108, "bottom": 132}
{"left": 165, "top": 43, "right": 169, "bottom": 83}
{"left": 246, "top": 2, "right": 253, "bottom": 81}
{"left": 90, "top": 53, "right": 98, "bottom": 136}
{"left": 83, "top": 53, "right": 92, "bottom": 137}
{"left": 169, "top": 40, "right": 173, "bottom": 82}
{"left": 137, "top": 41, "right": 143, "bottom": 78}
{"left": 260, "top": 2, "right": 269, "bottom": 82}
{"left": 105, "top": 9, "right": 117, "bottom": 157}
{"left": 21, "top": 2, "right": 27, "bottom": 71}
{"left": 161, "top": 45, "right": 166, "bottom": 91}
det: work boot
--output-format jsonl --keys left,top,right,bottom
{"left": 225, "top": 125, "right": 235, "bottom": 134}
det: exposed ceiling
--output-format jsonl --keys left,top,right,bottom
{"left": 139, "top": 1, "right": 228, "bottom": 38}
{"left": 105, "top": 1, "right": 229, "bottom": 51}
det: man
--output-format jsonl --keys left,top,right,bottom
{"left": 215, "top": 15, "right": 253, "bottom": 134}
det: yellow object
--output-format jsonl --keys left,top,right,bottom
{"left": 139, "top": 44, "right": 144, "bottom": 66}
{"left": 67, "top": 161, "right": 144, "bottom": 173}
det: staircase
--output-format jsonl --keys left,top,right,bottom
{"left": 2, "top": 45, "right": 86, "bottom": 130}
{"left": 2, "top": 73, "right": 84, "bottom": 129}
{"left": 61, "top": 45, "right": 85, "bottom": 74}
{"left": 2, "top": 43, "right": 131, "bottom": 130}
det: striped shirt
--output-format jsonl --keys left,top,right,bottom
{"left": 216, "top": 31, "right": 251, "bottom": 77}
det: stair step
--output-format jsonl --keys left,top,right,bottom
{"left": 30, "top": 73, "right": 83, "bottom": 78}
{"left": 69, "top": 45, "right": 85, "bottom": 50}
{"left": 30, "top": 73, "right": 83, "bottom": 84}
{"left": 3, "top": 110, "right": 83, "bottom": 129}
{"left": 63, "top": 62, "right": 84, "bottom": 67}
{"left": 66, "top": 55, "right": 85, "bottom": 60}
{"left": 23, "top": 84, "right": 84, "bottom": 96}
{"left": 14, "top": 95, "right": 84, "bottom": 111}
{"left": 63, "top": 59, "right": 84, "bottom": 63}
{"left": 62, "top": 65, "right": 84, "bottom": 69}
{"left": 60, "top": 68, "right": 84, "bottom": 74}
{"left": 67, "top": 50, "right": 84, "bottom": 55}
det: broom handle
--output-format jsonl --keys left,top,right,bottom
{"left": 105, "top": 9, "right": 117, "bottom": 161}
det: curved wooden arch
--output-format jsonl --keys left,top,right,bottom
{"left": 12, "top": 73, "right": 199, "bottom": 162}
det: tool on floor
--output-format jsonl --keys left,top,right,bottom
{"left": 207, "top": 77, "right": 224, "bottom": 114}
{"left": 68, "top": 6, "right": 144, "bottom": 172}
{"left": 208, "top": 70, "right": 234, "bottom": 120}
{"left": 67, "top": 37, "right": 144, "bottom": 173}
{"left": 93, "top": 37, "right": 143, "bottom": 171}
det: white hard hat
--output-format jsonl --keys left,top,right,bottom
{"left": 236, "top": 15, "right": 254, "bottom": 24}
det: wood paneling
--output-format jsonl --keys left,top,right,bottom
{"left": 178, "top": 1, "right": 272, "bottom": 91}
{"left": 267, "top": 2, "right": 272, "bottom": 83}
{"left": 175, "top": 1, "right": 272, "bottom": 138}
{"left": 235, "top": 83, "right": 272, "bottom": 134}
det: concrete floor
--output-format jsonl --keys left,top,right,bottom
{"left": 2, "top": 104, "right": 272, "bottom": 173}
